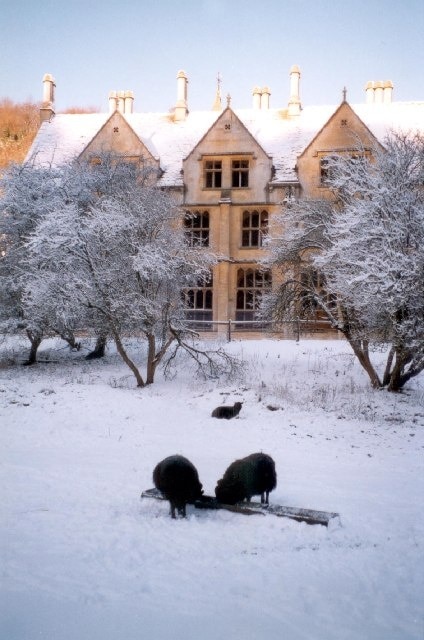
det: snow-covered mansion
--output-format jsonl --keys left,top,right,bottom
{"left": 28, "top": 67, "right": 424, "bottom": 333}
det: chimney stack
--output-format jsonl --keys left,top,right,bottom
{"left": 288, "top": 65, "right": 301, "bottom": 116}
{"left": 175, "top": 70, "right": 189, "bottom": 121}
{"left": 40, "top": 73, "right": 56, "bottom": 123}
{"left": 364, "top": 80, "right": 393, "bottom": 104}
{"left": 108, "top": 90, "right": 134, "bottom": 114}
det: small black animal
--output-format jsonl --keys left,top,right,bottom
{"left": 211, "top": 401, "right": 243, "bottom": 419}
{"left": 215, "top": 452, "right": 277, "bottom": 505}
{"left": 153, "top": 455, "right": 203, "bottom": 518}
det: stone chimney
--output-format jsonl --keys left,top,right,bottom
{"left": 109, "top": 91, "right": 118, "bottom": 113}
{"left": 383, "top": 80, "right": 393, "bottom": 103}
{"left": 364, "top": 80, "right": 393, "bottom": 104}
{"left": 365, "top": 81, "right": 374, "bottom": 104}
{"left": 40, "top": 73, "right": 56, "bottom": 123}
{"left": 288, "top": 65, "right": 301, "bottom": 116}
{"left": 175, "top": 70, "right": 189, "bottom": 121}
{"left": 252, "top": 86, "right": 271, "bottom": 109}
{"left": 252, "top": 86, "right": 261, "bottom": 109}
{"left": 108, "top": 90, "right": 134, "bottom": 114}
{"left": 261, "top": 86, "right": 271, "bottom": 110}
{"left": 374, "top": 81, "right": 384, "bottom": 103}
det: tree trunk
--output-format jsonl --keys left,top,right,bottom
{"left": 387, "top": 347, "right": 413, "bottom": 392}
{"left": 146, "top": 333, "right": 156, "bottom": 385}
{"left": 60, "top": 329, "right": 81, "bottom": 351}
{"left": 86, "top": 334, "right": 107, "bottom": 360}
{"left": 112, "top": 331, "right": 145, "bottom": 387}
{"left": 24, "top": 330, "right": 42, "bottom": 365}
{"left": 382, "top": 347, "right": 395, "bottom": 387}
{"left": 346, "top": 336, "right": 382, "bottom": 389}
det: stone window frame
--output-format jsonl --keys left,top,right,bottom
{"left": 204, "top": 160, "right": 222, "bottom": 188}
{"left": 184, "top": 210, "right": 210, "bottom": 248}
{"left": 232, "top": 159, "right": 249, "bottom": 188}
{"left": 241, "top": 210, "right": 268, "bottom": 248}
{"left": 183, "top": 272, "right": 214, "bottom": 327}
{"left": 236, "top": 268, "right": 271, "bottom": 322}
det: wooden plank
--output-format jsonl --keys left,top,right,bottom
{"left": 141, "top": 488, "right": 339, "bottom": 526}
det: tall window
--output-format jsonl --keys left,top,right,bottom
{"left": 242, "top": 210, "right": 268, "bottom": 247}
{"left": 183, "top": 273, "right": 213, "bottom": 329}
{"left": 184, "top": 211, "right": 210, "bottom": 247}
{"left": 236, "top": 268, "right": 271, "bottom": 323}
{"left": 205, "top": 160, "right": 222, "bottom": 188}
{"left": 232, "top": 159, "right": 249, "bottom": 187}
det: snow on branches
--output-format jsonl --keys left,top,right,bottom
{"left": 0, "top": 154, "right": 225, "bottom": 384}
{"left": 264, "top": 131, "right": 424, "bottom": 391}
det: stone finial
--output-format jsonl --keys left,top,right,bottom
{"left": 212, "top": 72, "right": 222, "bottom": 111}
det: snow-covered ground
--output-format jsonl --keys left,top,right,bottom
{"left": 1, "top": 336, "right": 423, "bottom": 640}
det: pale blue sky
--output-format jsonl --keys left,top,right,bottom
{"left": 1, "top": 0, "right": 423, "bottom": 112}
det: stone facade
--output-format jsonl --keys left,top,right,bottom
{"left": 28, "top": 70, "right": 424, "bottom": 334}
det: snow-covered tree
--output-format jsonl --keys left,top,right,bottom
{"left": 263, "top": 131, "right": 424, "bottom": 391}
{"left": 0, "top": 161, "right": 67, "bottom": 363}
{"left": 22, "top": 156, "right": 236, "bottom": 386}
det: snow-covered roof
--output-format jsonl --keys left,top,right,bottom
{"left": 26, "top": 101, "right": 424, "bottom": 186}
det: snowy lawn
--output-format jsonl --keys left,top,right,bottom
{"left": 1, "top": 336, "right": 423, "bottom": 640}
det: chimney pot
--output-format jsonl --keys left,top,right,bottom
{"left": 124, "top": 90, "right": 134, "bottom": 114}
{"left": 383, "top": 80, "right": 393, "bottom": 103}
{"left": 374, "top": 80, "right": 384, "bottom": 103}
{"left": 261, "top": 86, "right": 271, "bottom": 110}
{"left": 252, "top": 86, "right": 261, "bottom": 109}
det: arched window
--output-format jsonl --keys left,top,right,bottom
{"left": 236, "top": 268, "right": 271, "bottom": 323}
{"left": 241, "top": 210, "right": 268, "bottom": 247}
{"left": 184, "top": 211, "right": 210, "bottom": 247}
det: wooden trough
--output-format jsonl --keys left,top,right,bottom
{"left": 141, "top": 488, "right": 340, "bottom": 527}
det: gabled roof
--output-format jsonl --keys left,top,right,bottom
{"left": 26, "top": 101, "right": 424, "bottom": 186}
{"left": 297, "top": 101, "right": 383, "bottom": 159}
{"left": 183, "top": 107, "right": 272, "bottom": 163}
